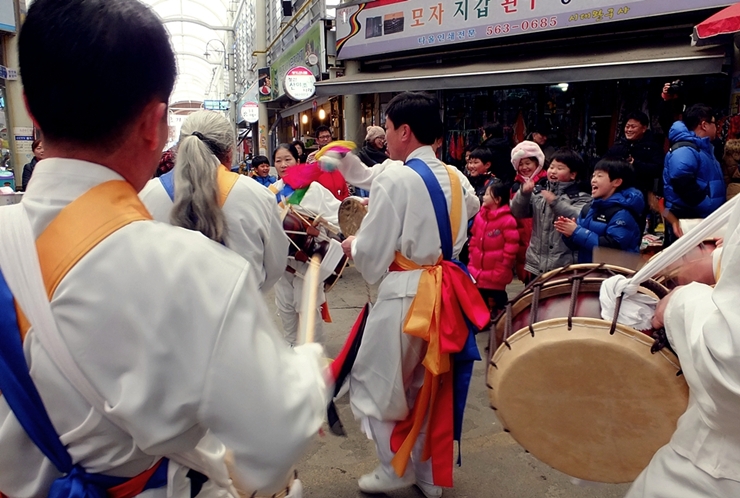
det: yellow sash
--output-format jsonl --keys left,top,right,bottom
{"left": 216, "top": 165, "right": 240, "bottom": 208}
{"left": 16, "top": 180, "right": 152, "bottom": 339}
{"left": 390, "top": 165, "right": 463, "bottom": 476}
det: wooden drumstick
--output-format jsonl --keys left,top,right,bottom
{"left": 298, "top": 254, "right": 322, "bottom": 344}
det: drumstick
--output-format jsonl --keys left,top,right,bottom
{"left": 298, "top": 254, "right": 322, "bottom": 344}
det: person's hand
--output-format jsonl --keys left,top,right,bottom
{"left": 341, "top": 236, "right": 355, "bottom": 259}
{"left": 715, "top": 237, "right": 723, "bottom": 248}
{"left": 671, "top": 219, "right": 683, "bottom": 238}
{"left": 541, "top": 190, "right": 557, "bottom": 204}
{"left": 553, "top": 216, "right": 577, "bottom": 237}
{"left": 662, "top": 82, "right": 671, "bottom": 95}
{"left": 660, "top": 245, "right": 716, "bottom": 286}
{"left": 651, "top": 288, "right": 680, "bottom": 329}
{"left": 521, "top": 179, "right": 535, "bottom": 194}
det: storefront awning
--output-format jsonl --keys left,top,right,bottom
{"left": 315, "top": 42, "right": 727, "bottom": 96}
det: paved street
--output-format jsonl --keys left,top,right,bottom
{"left": 265, "top": 265, "right": 630, "bottom": 498}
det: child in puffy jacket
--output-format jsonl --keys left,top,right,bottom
{"left": 509, "top": 140, "right": 549, "bottom": 283}
{"left": 554, "top": 158, "right": 644, "bottom": 262}
{"left": 468, "top": 179, "right": 520, "bottom": 317}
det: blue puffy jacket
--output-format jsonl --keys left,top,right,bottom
{"left": 567, "top": 187, "right": 645, "bottom": 263}
{"left": 663, "top": 121, "right": 725, "bottom": 218}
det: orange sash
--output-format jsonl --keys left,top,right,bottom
{"left": 16, "top": 180, "right": 152, "bottom": 338}
{"left": 216, "top": 165, "right": 239, "bottom": 207}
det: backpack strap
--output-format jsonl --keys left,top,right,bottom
{"left": 669, "top": 140, "right": 700, "bottom": 154}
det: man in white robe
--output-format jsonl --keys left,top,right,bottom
{"left": 139, "top": 161, "right": 287, "bottom": 292}
{"left": 626, "top": 193, "right": 740, "bottom": 496}
{"left": 0, "top": 1, "right": 326, "bottom": 496}
{"left": 340, "top": 93, "right": 479, "bottom": 498}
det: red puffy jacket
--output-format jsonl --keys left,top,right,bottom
{"left": 468, "top": 204, "right": 519, "bottom": 290}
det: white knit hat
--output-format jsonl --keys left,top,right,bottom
{"left": 510, "top": 140, "right": 545, "bottom": 181}
{"left": 365, "top": 126, "right": 385, "bottom": 142}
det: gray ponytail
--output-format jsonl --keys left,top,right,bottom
{"left": 170, "top": 110, "right": 235, "bottom": 244}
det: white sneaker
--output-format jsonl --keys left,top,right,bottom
{"left": 416, "top": 481, "right": 443, "bottom": 498}
{"left": 357, "top": 465, "right": 415, "bottom": 494}
{"left": 285, "top": 478, "right": 303, "bottom": 498}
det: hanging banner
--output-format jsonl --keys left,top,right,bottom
{"left": 258, "top": 67, "right": 273, "bottom": 103}
{"left": 241, "top": 101, "right": 260, "bottom": 123}
{"left": 0, "top": 0, "right": 15, "bottom": 33}
{"left": 336, "top": 0, "right": 734, "bottom": 60}
{"left": 270, "top": 22, "right": 324, "bottom": 100}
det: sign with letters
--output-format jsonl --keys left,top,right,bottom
{"left": 335, "top": 0, "right": 733, "bottom": 60}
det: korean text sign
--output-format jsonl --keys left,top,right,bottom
{"left": 335, "top": 0, "right": 733, "bottom": 60}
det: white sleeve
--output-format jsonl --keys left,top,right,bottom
{"left": 337, "top": 154, "right": 398, "bottom": 191}
{"left": 260, "top": 198, "right": 289, "bottom": 293}
{"left": 200, "top": 264, "right": 327, "bottom": 495}
{"left": 351, "top": 180, "right": 402, "bottom": 285}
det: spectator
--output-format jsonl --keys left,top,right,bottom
{"left": 292, "top": 140, "right": 307, "bottom": 163}
{"left": 468, "top": 179, "right": 519, "bottom": 319}
{"left": 481, "top": 123, "right": 514, "bottom": 182}
{"left": 607, "top": 110, "right": 664, "bottom": 233}
{"left": 154, "top": 147, "right": 175, "bottom": 177}
{"left": 663, "top": 104, "right": 725, "bottom": 245}
{"left": 555, "top": 158, "right": 644, "bottom": 262}
{"left": 306, "top": 125, "right": 333, "bottom": 163}
{"left": 510, "top": 140, "right": 547, "bottom": 283}
{"left": 21, "top": 139, "right": 43, "bottom": 190}
{"left": 467, "top": 146, "right": 494, "bottom": 203}
{"left": 527, "top": 123, "right": 556, "bottom": 163}
{"left": 356, "top": 125, "right": 388, "bottom": 166}
{"left": 251, "top": 155, "right": 276, "bottom": 187}
{"left": 511, "top": 148, "right": 591, "bottom": 277}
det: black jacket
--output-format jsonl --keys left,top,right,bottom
{"left": 356, "top": 142, "right": 388, "bottom": 166}
{"left": 22, "top": 157, "right": 39, "bottom": 191}
{"left": 606, "top": 131, "right": 664, "bottom": 196}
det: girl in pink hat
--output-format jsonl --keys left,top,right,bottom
{"left": 509, "top": 140, "right": 547, "bottom": 283}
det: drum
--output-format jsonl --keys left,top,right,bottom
{"left": 487, "top": 263, "right": 688, "bottom": 484}
{"left": 338, "top": 196, "right": 367, "bottom": 237}
{"left": 282, "top": 207, "right": 348, "bottom": 292}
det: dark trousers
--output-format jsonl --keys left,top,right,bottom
{"left": 478, "top": 288, "right": 509, "bottom": 316}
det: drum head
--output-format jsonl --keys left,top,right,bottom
{"left": 488, "top": 317, "right": 688, "bottom": 483}
{"left": 338, "top": 197, "right": 367, "bottom": 237}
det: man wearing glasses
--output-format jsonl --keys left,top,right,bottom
{"left": 662, "top": 104, "right": 726, "bottom": 246}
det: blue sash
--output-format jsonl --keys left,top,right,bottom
{"left": 404, "top": 158, "right": 481, "bottom": 460}
{"left": 159, "top": 170, "right": 175, "bottom": 201}
{"left": 0, "top": 271, "right": 168, "bottom": 497}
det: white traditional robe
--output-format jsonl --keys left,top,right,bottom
{"left": 626, "top": 198, "right": 740, "bottom": 496}
{"left": 139, "top": 173, "right": 288, "bottom": 292}
{"left": 0, "top": 159, "right": 327, "bottom": 497}
{"left": 348, "top": 145, "right": 479, "bottom": 422}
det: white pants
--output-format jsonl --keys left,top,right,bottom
{"left": 365, "top": 416, "right": 434, "bottom": 486}
{"left": 274, "top": 268, "right": 325, "bottom": 346}
{"left": 626, "top": 444, "right": 740, "bottom": 498}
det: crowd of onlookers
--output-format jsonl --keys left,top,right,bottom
{"left": 461, "top": 89, "right": 731, "bottom": 320}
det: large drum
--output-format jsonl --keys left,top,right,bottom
{"left": 487, "top": 263, "right": 688, "bottom": 483}
{"left": 282, "top": 206, "right": 348, "bottom": 292}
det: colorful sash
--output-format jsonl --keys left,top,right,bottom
{"left": 388, "top": 159, "right": 488, "bottom": 487}
{"left": 159, "top": 165, "right": 239, "bottom": 207}
{"left": 0, "top": 181, "right": 170, "bottom": 498}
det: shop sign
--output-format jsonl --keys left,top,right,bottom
{"left": 0, "top": 66, "right": 17, "bottom": 80}
{"left": 336, "top": 0, "right": 734, "bottom": 60}
{"left": 270, "top": 22, "right": 324, "bottom": 100}
{"left": 203, "top": 100, "right": 230, "bottom": 111}
{"left": 283, "top": 66, "right": 316, "bottom": 101}
{"left": 241, "top": 101, "right": 260, "bottom": 123}
{"left": 0, "top": 0, "right": 15, "bottom": 34}
{"left": 258, "top": 67, "right": 272, "bottom": 103}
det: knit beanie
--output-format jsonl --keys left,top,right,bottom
{"left": 365, "top": 126, "right": 385, "bottom": 142}
{"left": 510, "top": 140, "right": 545, "bottom": 181}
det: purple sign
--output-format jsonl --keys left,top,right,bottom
{"left": 336, "top": 0, "right": 734, "bottom": 60}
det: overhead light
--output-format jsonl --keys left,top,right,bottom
{"left": 318, "top": 108, "right": 326, "bottom": 120}
{"left": 557, "top": 83, "right": 569, "bottom": 92}
{"left": 301, "top": 114, "right": 308, "bottom": 124}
